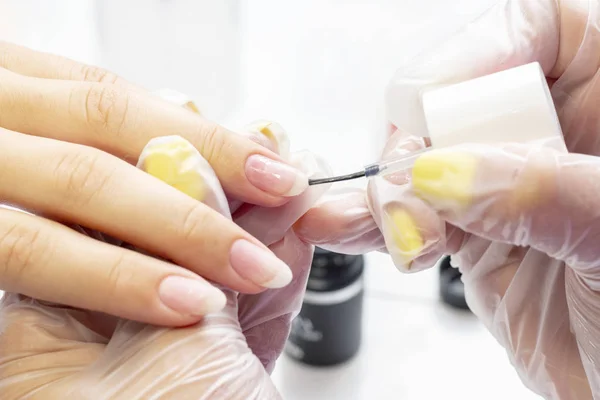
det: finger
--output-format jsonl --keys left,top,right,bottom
{"left": 0, "top": 70, "right": 308, "bottom": 206}
{"left": 0, "top": 41, "right": 203, "bottom": 114}
{"left": 293, "top": 131, "right": 415, "bottom": 255}
{"left": 0, "top": 295, "right": 99, "bottom": 399}
{"left": 365, "top": 130, "right": 456, "bottom": 271}
{"left": 0, "top": 40, "right": 145, "bottom": 90}
{"left": 385, "top": 0, "right": 587, "bottom": 139}
{"left": 235, "top": 150, "right": 332, "bottom": 246}
{"left": 227, "top": 120, "right": 290, "bottom": 214}
{"left": 294, "top": 187, "right": 386, "bottom": 255}
{"left": 238, "top": 231, "right": 314, "bottom": 373}
{"left": 235, "top": 151, "right": 329, "bottom": 372}
{"left": 369, "top": 172, "right": 448, "bottom": 272}
{"left": 80, "top": 137, "right": 281, "bottom": 397}
{"left": 0, "top": 292, "right": 281, "bottom": 398}
{"left": 0, "top": 131, "right": 292, "bottom": 292}
{"left": 408, "top": 143, "right": 600, "bottom": 282}
{"left": 0, "top": 208, "right": 226, "bottom": 326}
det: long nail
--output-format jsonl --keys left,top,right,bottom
{"left": 229, "top": 239, "right": 293, "bottom": 288}
{"left": 159, "top": 276, "right": 226, "bottom": 316}
{"left": 412, "top": 151, "right": 477, "bottom": 209}
{"left": 245, "top": 154, "right": 308, "bottom": 197}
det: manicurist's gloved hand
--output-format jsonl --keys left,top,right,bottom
{"left": 299, "top": 0, "right": 600, "bottom": 398}
{"left": 0, "top": 126, "right": 331, "bottom": 399}
{"left": 0, "top": 41, "right": 310, "bottom": 326}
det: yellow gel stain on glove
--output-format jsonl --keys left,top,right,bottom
{"left": 153, "top": 88, "right": 202, "bottom": 116}
{"left": 141, "top": 137, "right": 206, "bottom": 201}
{"left": 183, "top": 101, "right": 201, "bottom": 115}
{"left": 253, "top": 121, "right": 276, "bottom": 141}
{"left": 412, "top": 152, "right": 478, "bottom": 208}
{"left": 387, "top": 208, "right": 423, "bottom": 266}
{"left": 246, "top": 120, "right": 290, "bottom": 158}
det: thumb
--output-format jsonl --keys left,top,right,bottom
{"left": 409, "top": 142, "right": 600, "bottom": 281}
{"left": 386, "top": 0, "right": 562, "bottom": 138}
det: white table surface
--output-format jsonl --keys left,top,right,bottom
{"left": 0, "top": 1, "right": 542, "bottom": 398}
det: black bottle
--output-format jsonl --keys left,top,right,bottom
{"left": 285, "top": 247, "right": 365, "bottom": 366}
{"left": 439, "top": 255, "right": 470, "bottom": 311}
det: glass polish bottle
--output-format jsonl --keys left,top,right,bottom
{"left": 285, "top": 247, "right": 365, "bottom": 366}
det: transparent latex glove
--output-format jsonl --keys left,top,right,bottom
{"left": 367, "top": 0, "right": 600, "bottom": 399}
{"left": 0, "top": 131, "right": 331, "bottom": 399}
{"left": 294, "top": 0, "right": 594, "bottom": 255}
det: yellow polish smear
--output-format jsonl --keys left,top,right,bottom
{"left": 387, "top": 208, "right": 424, "bottom": 266}
{"left": 412, "top": 152, "right": 478, "bottom": 208}
{"left": 253, "top": 121, "right": 276, "bottom": 141}
{"left": 142, "top": 138, "right": 205, "bottom": 201}
{"left": 183, "top": 101, "right": 201, "bottom": 115}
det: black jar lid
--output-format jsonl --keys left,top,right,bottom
{"left": 306, "top": 247, "right": 364, "bottom": 292}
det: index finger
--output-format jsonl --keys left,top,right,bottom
{"left": 0, "top": 60, "right": 309, "bottom": 208}
{"left": 0, "top": 131, "right": 293, "bottom": 294}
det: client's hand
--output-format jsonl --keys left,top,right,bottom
{"left": 0, "top": 127, "right": 331, "bottom": 399}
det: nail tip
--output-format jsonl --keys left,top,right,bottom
{"left": 208, "top": 289, "right": 228, "bottom": 310}
{"left": 262, "top": 268, "right": 293, "bottom": 289}
{"left": 283, "top": 174, "right": 309, "bottom": 197}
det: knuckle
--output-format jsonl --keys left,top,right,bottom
{"left": 53, "top": 149, "right": 115, "bottom": 207}
{"left": 77, "top": 64, "right": 123, "bottom": 86}
{"left": 84, "top": 84, "right": 130, "bottom": 137}
{"left": 0, "top": 223, "right": 49, "bottom": 287}
{"left": 101, "top": 252, "right": 131, "bottom": 311}
{"left": 179, "top": 203, "right": 211, "bottom": 242}
{"left": 195, "top": 123, "right": 228, "bottom": 164}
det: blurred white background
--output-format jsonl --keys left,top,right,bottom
{"left": 0, "top": 0, "right": 541, "bottom": 398}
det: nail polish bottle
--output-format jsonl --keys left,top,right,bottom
{"left": 439, "top": 255, "right": 469, "bottom": 310}
{"left": 285, "top": 247, "right": 365, "bottom": 366}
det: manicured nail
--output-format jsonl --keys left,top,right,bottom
{"left": 229, "top": 239, "right": 293, "bottom": 288}
{"left": 412, "top": 151, "right": 478, "bottom": 208}
{"left": 386, "top": 208, "right": 424, "bottom": 267}
{"left": 245, "top": 154, "right": 308, "bottom": 197}
{"left": 159, "top": 276, "right": 226, "bottom": 316}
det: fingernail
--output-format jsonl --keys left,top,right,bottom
{"left": 159, "top": 276, "right": 226, "bottom": 316}
{"left": 412, "top": 151, "right": 477, "bottom": 208}
{"left": 245, "top": 154, "right": 308, "bottom": 197}
{"left": 229, "top": 239, "right": 292, "bottom": 288}
{"left": 386, "top": 208, "right": 424, "bottom": 267}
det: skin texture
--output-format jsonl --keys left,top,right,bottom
{"left": 0, "top": 41, "right": 310, "bottom": 326}
{"left": 0, "top": 132, "right": 331, "bottom": 399}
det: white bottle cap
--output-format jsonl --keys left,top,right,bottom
{"left": 421, "top": 62, "right": 565, "bottom": 149}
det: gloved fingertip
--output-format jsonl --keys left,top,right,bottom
{"left": 411, "top": 149, "right": 478, "bottom": 210}
{"left": 382, "top": 130, "right": 428, "bottom": 160}
{"left": 383, "top": 208, "right": 423, "bottom": 270}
